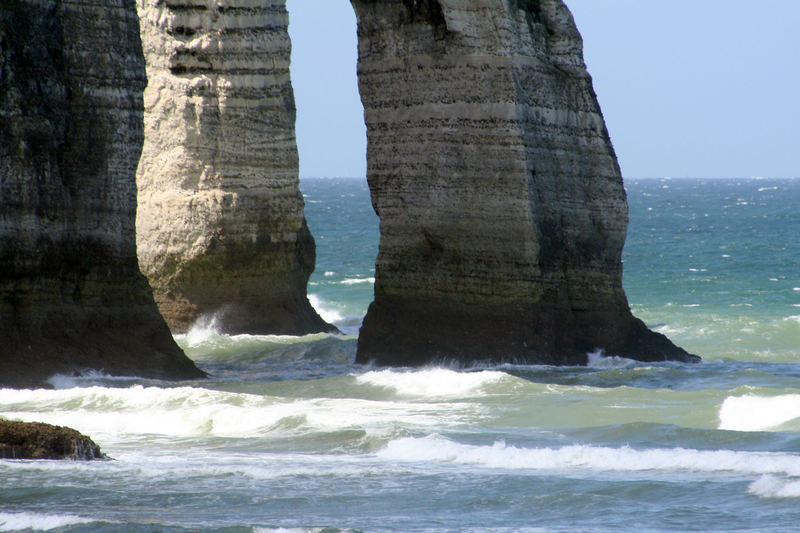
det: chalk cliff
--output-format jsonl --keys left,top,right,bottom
{"left": 352, "top": 0, "right": 696, "bottom": 365}
{"left": 135, "top": 0, "right": 331, "bottom": 334}
{"left": 0, "top": 0, "right": 205, "bottom": 388}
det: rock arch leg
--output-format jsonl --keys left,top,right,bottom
{"left": 0, "top": 0, "right": 204, "bottom": 387}
{"left": 135, "top": 0, "right": 333, "bottom": 335}
{"left": 351, "top": 0, "right": 696, "bottom": 365}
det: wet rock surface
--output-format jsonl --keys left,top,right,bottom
{"left": 0, "top": 419, "right": 105, "bottom": 461}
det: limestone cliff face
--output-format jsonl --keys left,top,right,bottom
{"left": 136, "top": 0, "right": 331, "bottom": 334}
{"left": 0, "top": 0, "right": 205, "bottom": 388}
{"left": 352, "top": 0, "right": 696, "bottom": 365}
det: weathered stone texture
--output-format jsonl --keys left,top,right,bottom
{"left": 0, "top": 0, "right": 205, "bottom": 388}
{"left": 353, "top": 0, "right": 695, "bottom": 365}
{"left": 136, "top": 0, "right": 331, "bottom": 334}
{"left": 0, "top": 419, "right": 105, "bottom": 460}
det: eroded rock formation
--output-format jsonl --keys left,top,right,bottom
{"left": 135, "top": 0, "right": 331, "bottom": 334}
{"left": 0, "top": 419, "right": 105, "bottom": 460}
{"left": 353, "top": 0, "right": 696, "bottom": 365}
{"left": 0, "top": 0, "right": 205, "bottom": 388}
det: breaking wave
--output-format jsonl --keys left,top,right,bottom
{"left": 718, "top": 394, "right": 800, "bottom": 431}
{"left": 378, "top": 435, "right": 800, "bottom": 478}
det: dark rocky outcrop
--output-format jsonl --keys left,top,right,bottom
{"left": 0, "top": 419, "right": 105, "bottom": 460}
{"left": 352, "top": 0, "right": 697, "bottom": 365}
{"left": 0, "top": 0, "right": 206, "bottom": 388}
{"left": 135, "top": 0, "right": 334, "bottom": 335}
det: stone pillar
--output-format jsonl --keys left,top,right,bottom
{"left": 135, "top": 0, "right": 332, "bottom": 334}
{"left": 352, "top": 0, "right": 695, "bottom": 365}
{"left": 0, "top": 0, "right": 205, "bottom": 388}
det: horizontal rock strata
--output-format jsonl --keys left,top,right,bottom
{"left": 0, "top": 419, "right": 105, "bottom": 460}
{"left": 0, "top": 0, "right": 205, "bottom": 388}
{"left": 136, "top": 0, "right": 332, "bottom": 334}
{"left": 352, "top": 0, "right": 696, "bottom": 365}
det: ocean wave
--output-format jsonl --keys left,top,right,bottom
{"left": 45, "top": 370, "right": 141, "bottom": 389}
{"left": 377, "top": 435, "right": 800, "bottom": 477}
{"left": 586, "top": 350, "right": 639, "bottom": 369}
{"left": 0, "top": 384, "right": 477, "bottom": 442}
{"left": 173, "top": 312, "right": 342, "bottom": 367}
{"left": 184, "top": 312, "right": 224, "bottom": 346}
{"left": 0, "top": 512, "right": 97, "bottom": 532}
{"left": 308, "top": 294, "right": 344, "bottom": 324}
{"left": 338, "top": 277, "right": 375, "bottom": 285}
{"left": 749, "top": 475, "right": 800, "bottom": 499}
{"left": 253, "top": 527, "right": 356, "bottom": 533}
{"left": 718, "top": 394, "right": 800, "bottom": 431}
{"left": 180, "top": 314, "right": 334, "bottom": 350}
{"left": 355, "top": 368, "right": 513, "bottom": 399}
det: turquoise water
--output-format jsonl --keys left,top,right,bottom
{"left": 1, "top": 178, "right": 799, "bottom": 532}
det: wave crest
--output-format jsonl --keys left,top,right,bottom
{"left": 718, "top": 394, "right": 800, "bottom": 431}
{"left": 355, "top": 368, "right": 512, "bottom": 399}
{"left": 378, "top": 435, "right": 800, "bottom": 477}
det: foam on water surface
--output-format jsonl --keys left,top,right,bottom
{"left": 749, "top": 475, "right": 800, "bottom": 499}
{"left": 308, "top": 293, "right": 345, "bottom": 324}
{"left": 0, "top": 384, "right": 480, "bottom": 443}
{"left": 586, "top": 350, "right": 639, "bottom": 369}
{"left": 0, "top": 513, "right": 96, "bottom": 532}
{"left": 355, "top": 368, "right": 513, "bottom": 399}
{"left": 338, "top": 277, "right": 374, "bottom": 285}
{"left": 719, "top": 394, "right": 800, "bottom": 431}
{"left": 378, "top": 435, "right": 800, "bottom": 479}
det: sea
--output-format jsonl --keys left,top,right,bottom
{"left": 1, "top": 177, "right": 799, "bottom": 533}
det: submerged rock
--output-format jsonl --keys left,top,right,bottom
{"left": 352, "top": 0, "right": 697, "bottom": 365}
{"left": 135, "top": 0, "right": 333, "bottom": 335}
{"left": 0, "top": 0, "right": 205, "bottom": 388}
{"left": 0, "top": 419, "right": 105, "bottom": 461}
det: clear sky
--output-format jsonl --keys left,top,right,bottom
{"left": 288, "top": 1, "right": 799, "bottom": 179}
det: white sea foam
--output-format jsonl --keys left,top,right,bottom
{"left": 718, "top": 394, "right": 800, "bottom": 431}
{"left": 0, "top": 385, "right": 475, "bottom": 441}
{"left": 586, "top": 350, "right": 638, "bottom": 369}
{"left": 0, "top": 512, "right": 96, "bottom": 532}
{"left": 355, "top": 368, "right": 510, "bottom": 399}
{"left": 254, "top": 528, "right": 361, "bottom": 533}
{"left": 339, "top": 277, "right": 375, "bottom": 285}
{"left": 748, "top": 475, "right": 800, "bottom": 498}
{"left": 44, "top": 370, "right": 147, "bottom": 390}
{"left": 185, "top": 312, "right": 224, "bottom": 346}
{"left": 308, "top": 294, "right": 344, "bottom": 323}
{"left": 377, "top": 435, "right": 800, "bottom": 477}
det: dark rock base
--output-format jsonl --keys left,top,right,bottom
{"left": 150, "top": 221, "right": 336, "bottom": 336}
{"left": 0, "top": 312, "right": 207, "bottom": 389}
{"left": 356, "top": 297, "right": 699, "bottom": 366}
{"left": 0, "top": 419, "right": 105, "bottom": 460}
{"left": 158, "top": 294, "right": 339, "bottom": 336}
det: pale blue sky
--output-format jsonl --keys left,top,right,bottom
{"left": 288, "top": 1, "right": 799, "bottom": 179}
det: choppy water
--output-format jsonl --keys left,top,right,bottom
{"left": 1, "top": 178, "right": 799, "bottom": 532}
